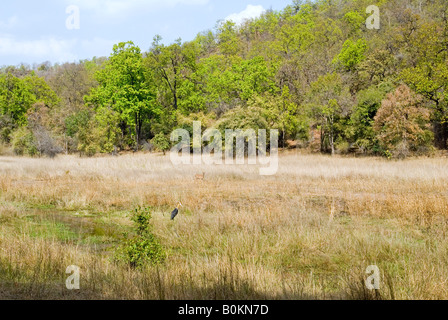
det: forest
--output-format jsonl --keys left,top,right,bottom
{"left": 0, "top": 0, "right": 447, "bottom": 159}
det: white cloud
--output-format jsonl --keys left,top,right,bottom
{"left": 225, "top": 5, "right": 265, "bottom": 25}
{"left": 0, "top": 35, "right": 78, "bottom": 63}
{"left": 67, "top": 0, "right": 209, "bottom": 17}
{"left": 80, "top": 37, "right": 119, "bottom": 57}
{"left": 0, "top": 33, "right": 123, "bottom": 64}
{"left": 0, "top": 16, "right": 19, "bottom": 30}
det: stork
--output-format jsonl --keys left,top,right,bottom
{"left": 171, "top": 201, "right": 183, "bottom": 220}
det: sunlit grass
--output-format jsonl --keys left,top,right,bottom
{"left": 0, "top": 151, "right": 447, "bottom": 299}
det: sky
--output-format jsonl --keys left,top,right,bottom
{"left": 0, "top": 0, "right": 293, "bottom": 66}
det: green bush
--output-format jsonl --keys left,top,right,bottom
{"left": 151, "top": 133, "right": 171, "bottom": 155}
{"left": 86, "top": 145, "right": 98, "bottom": 157}
{"left": 11, "top": 127, "right": 37, "bottom": 156}
{"left": 335, "top": 139, "right": 350, "bottom": 155}
{"left": 115, "top": 207, "right": 165, "bottom": 268}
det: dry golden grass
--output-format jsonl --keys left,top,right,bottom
{"left": 0, "top": 151, "right": 448, "bottom": 299}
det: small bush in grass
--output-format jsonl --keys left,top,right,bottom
{"left": 115, "top": 206, "right": 165, "bottom": 268}
{"left": 11, "top": 126, "right": 37, "bottom": 156}
{"left": 0, "top": 142, "right": 13, "bottom": 156}
{"left": 32, "top": 125, "right": 63, "bottom": 158}
{"left": 335, "top": 139, "right": 350, "bottom": 155}
{"left": 151, "top": 133, "right": 170, "bottom": 155}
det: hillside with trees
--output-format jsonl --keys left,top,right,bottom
{"left": 1, "top": 0, "right": 447, "bottom": 158}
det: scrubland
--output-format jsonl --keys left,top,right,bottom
{"left": 0, "top": 152, "right": 447, "bottom": 299}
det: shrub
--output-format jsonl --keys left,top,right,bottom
{"left": 151, "top": 133, "right": 170, "bottom": 155}
{"left": 335, "top": 139, "right": 350, "bottom": 155}
{"left": 32, "top": 125, "right": 62, "bottom": 158}
{"left": 11, "top": 127, "right": 37, "bottom": 156}
{"left": 0, "top": 142, "right": 12, "bottom": 156}
{"left": 141, "top": 141, "right": 154, "bottom": 153}
{"left": 115, "top": 207, "right": 165, "bottom": 268}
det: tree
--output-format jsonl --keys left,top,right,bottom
{"left": 306, "top": 73, "right": 352, "bottom": 155}
{"left": 216, "top": 20, "right": 241, "bottom": 57}
{"left": 400, "top": 22, "right": 448, "bottom": 149}
{"left": 0, "top": 73, "right": 36, "bottom": 126}
{"left": 334, "top": 39, "right": 368, "bottom": 72}
{"left": 374, "top": 85, "right": 434, "bottom": 158}
{"left": 45, "top": 61, "right": 99, "bottom": 153}
{"left": 248, "top": 87, "right": 307, "bottom": 147}
{"left": 145, "top": 37, "right": 200, "bottom": 113}
{"left": 23, "top": 73, "right": 60, "bottom": 108}
{"left": 86, "top": 41, "right": 158, "bottom": 151}
{"left": 348, "top": 83, "right": 393, "bottom": 153}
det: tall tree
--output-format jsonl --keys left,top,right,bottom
{"left": 400, "top": 22, "right": 448, "bottom": 149}
{"left": 306, "top": 73, "right": 352, "bottom": 155}
{"left": 374, "top": 84, "right": 433, "bottom": 158}
{"left": 145, "top": 37, "right": 199, "bottom": 113}
{"left": 86, "top": 41, "right": 158, "bottom": 151}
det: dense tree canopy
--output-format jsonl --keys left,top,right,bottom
{"left": 0, "top": 0, "right": 447, "bottom": 158}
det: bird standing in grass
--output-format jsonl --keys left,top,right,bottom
{"left": 171, "top": 202, "right": 183, "bottom": 220}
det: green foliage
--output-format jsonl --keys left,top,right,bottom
{"left": 275, "top": 6, "right": 315, "bottom": 57}
{"left": 195, "top": 55, "right": 277, "bottom": 112}
{"left": 145, "top": 36, "right": 201, "bottom": 117}
{"left": 217, "top": 20, "right": 241, "bottom": 56}
{"left": 349, "top": 84, "right": 392, "bottom": 152}
{"left": 306, "top": 73, "right": 352, "bottom": 154}
{"left": 1, "top": 0, "right": 447, "bottom": 156}
{"left": 335, "top": 139, "right": 350, "bottom": 155}
{"left": 86, "top": 41, "right": 158, "bottom": 151}
{"left": 11, "top": 126, "right": 37, "bottom": 156}
{"left": 343, "top": 11, "right": 365, "bottom": 34}
{"left": 215, "top": 104, "right": 269, "bottom": 133}
{"left": 0, "top": 73, "right": 36, "bottom": 126}
{"left": 151, "top": 133, "right": 171, "bottom": 154}
{"left": 23, "top": 73, "right": 60, "bottom": 107}
{"left": 74, "top": 107, "right": 120, "bottom": 156}
{"left": 334, "top": 39, "right": 367, "bottom": 71}
{"left": 231, "top": 56, "right": 277, "bottom": 101}
{"left": 116, "top": 237, "right": 166, "bottom": 269}
{"left": 130, "top": 206, "right": 153, "bottom": 236}
{"left": 0, "top": 114, "right": 14, "bottom": 143}
{"left": 93, "top": 107, "right": 121, "bottom": 153}
{"left": 248, "top": 88, "right": 308, "bottom": 144}
{"left": 115, "top": 207, "right": 165, "bottom": 268}
{"left": 65, "top": 109, "right": 90, "bottom": 139}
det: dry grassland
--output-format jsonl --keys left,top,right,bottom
{"left": 0, "top": 151, "right": 447, "bottom": 299}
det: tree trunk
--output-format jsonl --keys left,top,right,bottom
{"left": 330, "top": 126, "right": 335, "bottom": 156}
{"left": 135, "top": 113, "right": 139, "bottom": 152}
{"left": 282, "top": 130, "right": 286, "bottom": 148}
{"left": 320, "top": 125, "right": 324, "bottom": 153}
{"left": 330, "top": 135, "right": 335, "bottom": 156}
{"left": 434, "top": 121, "right": 448, "bottom": 150}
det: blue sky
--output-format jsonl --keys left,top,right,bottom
{"left": 0, "top": 0, "right": 293, "bottom": 66}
